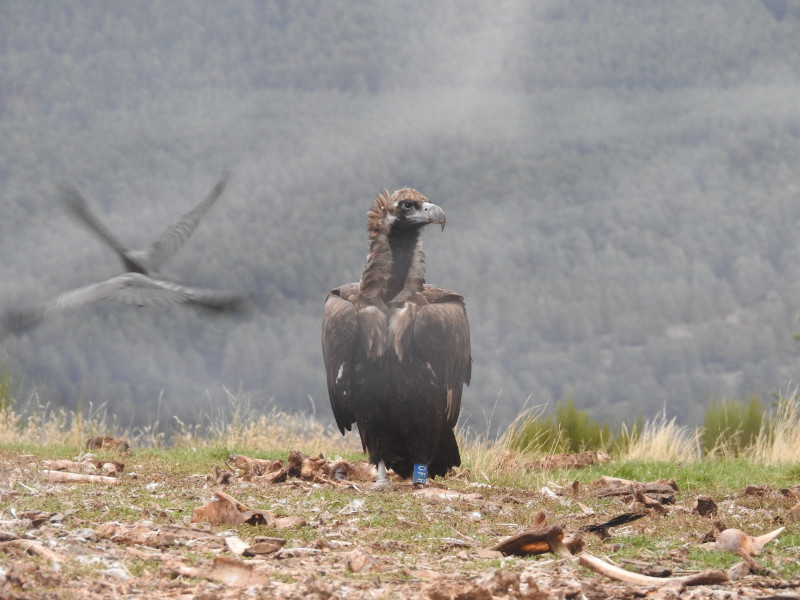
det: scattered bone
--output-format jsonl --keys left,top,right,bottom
{"left": 85, "top": 436, "right": 129, "bottom": 452}
{"left": 227, "top": 454, "right": 284, "bottom": 481}
{"left": 527, "top": 450, "right": 610, "bottom": 472}
{"left": 439, "top": 537, "right": 475, "bottom": 549}
{"left": 275, "top": 547, "right": 323, "bottom": 559}
{"left": 190, "top": 490, "right": 276, "bottom": 526}
{"left": 244, "top": 538, "right": 286, "bottom": 556}
{"left": 162, "top": 555, "right": 269, "bottom": 586}
{"left": 0, "top": 539, "right": 66, "bottom": 562}
{"left": 224, "top": 536, "right": 249, "bottom": 556}
{"left": 44, "top": 458, "right": 124, "bottom": 476}
{"left": 287, "top": 450, "right": 313, "bottom": 478}
{"left": 300, "top": 454, "right": 328, "bottom": 480}
{"left": 425, "top": 569, "right": 548, "bottom": 600}
{"left": 96, "top": 521, "right": 225, "bottom": 550}
{"left": 330, "top": 459, "right": 377, "bottom": 482}
{"left": 228, "top": 451, "right": 373, "bottom": 485}
{"left": 591, "top": 476, "right": 677, "bottom": 505}
{"left": 43, "top": 459, "right": 88, "bottom": 472}
{"left": 716, "top": 526, "right": 784, "bottom": 555}
{"left": 46, "top": 470, "right": 119, "bottom": 485}
{"left": 693, "top": 495, "right": 718, "bottom": 517}
{"left": 123, "top": 547, "right": 168, "bottom": 562}
{"left": 346, "top": 548, "right": 382, "bottom": 574}
{"left": 97, "top": 460, "right": 125, "bottom": 474}
{"left": 412, "top": 487, "right": 483, "bottom": 503}
{"left": 631, "top": 487, "right": 668, "bottom": 515}
{"left": 578, "top": 552, "right": 729, "bottom": 587}
{"left": 213, "top": 466, "right": 234, "bottom": 485}
{"left": 743, "top": 484, "right": 770, "bottom": 497}
{"left": 781, "top": 485, "right": 800, "bottom": 502}
{"left": 726, "top": 560, "right": 753, "bottom": 580}
{"left": 274, "top": 515, "right": 307, "bottom": 530}
{"left": 787, "top": 503, "right": 800, "bottom": 523}
{"left": 16, "top": 510, "right": 57, "bottom": 528}
{"left": 254, "top": 466, "right": 288, "bottom": 484}
{"left": 619, "top": 558, "right": 672, "bottom": 578}
{"left": 474, "top": 548, "right": 504, "bottom": 559}
{"left": 715, "top": 527, "right": 785, "bottom": 574}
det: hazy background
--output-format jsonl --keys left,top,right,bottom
{"left": 2, "top": 0, "right": 800, "bottom": 436}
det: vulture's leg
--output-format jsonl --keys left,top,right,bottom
{"left": 371, "top": 460, "right": 392, "bottom": 490}
{"left": 412, "top": 463, "right": 428, "bottom": 488}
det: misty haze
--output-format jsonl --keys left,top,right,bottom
{"left": 2, "top": 1, "right": 800, "bottom": 436}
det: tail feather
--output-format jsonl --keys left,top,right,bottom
{"left": 429, "top": 428, "right": 460, "bottom": 478}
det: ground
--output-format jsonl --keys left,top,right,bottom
{"left": 1, "top": 447, "right": 799, "bottom": 599}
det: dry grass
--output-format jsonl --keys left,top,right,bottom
{"left": 0, "top": 388, "right": 356, "bottom": 457}
{"left": 750, "top": 393, "right": 800, "bottom": 465}
{"left": 617, "top": 410, "right": 703, "bottom": 463}
{"left": 3, "top": 386, "right": 800, "bottom": 473}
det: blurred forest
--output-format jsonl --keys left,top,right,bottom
{"left": 2, "top": 0, "right": 800, "bottom": 435}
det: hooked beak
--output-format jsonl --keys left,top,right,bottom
{"left": 411, "top": 202, "right": 446, "bottom": 231}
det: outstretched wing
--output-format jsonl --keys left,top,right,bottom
{"left": 59, "top": 183, "right": 143, "bottom": 273}
{"left": 145, "top": 170, "right": 231, "bottom": 271}
{"left": 322, "top": 284, "right": 359, "bottom": 434}
{"left": 1, "top": 273, "right": 244, "bottom": 336}
{"left": 412, "top": 286, "right": 471, "bottom": 427}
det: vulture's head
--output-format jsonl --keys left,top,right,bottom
{"left": 380, "top": 188, "right": 446, "bottom": 232}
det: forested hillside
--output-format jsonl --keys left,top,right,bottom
{"left": 2, "top": 1, "right": 800, "bottom": 433}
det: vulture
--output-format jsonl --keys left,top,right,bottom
{"left": 1, "top": 171, "right": 244, "bottom": 336}
{"left": 322, "top": 188, "right": 471, "bottom": 487}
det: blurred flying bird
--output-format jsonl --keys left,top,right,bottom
{"left": 59, "top": 170, "right": 230, "bottom": 276}
{"left": 322, "top": 188, "right": 471, "bottom": 488}
{"left": 1, "top": 171, "right": 245, "bottom": 336}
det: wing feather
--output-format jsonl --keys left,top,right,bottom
{"left": 59, "top": 183, "right": 143, "bottom": 272}
{"left": 1, "top": 273, "right": 243, "bottom": 336}
{"left": 413, "top": 286, "right": 471, "bottom": 427}
{"left": 322, "top": 285, "right": 359, "bottom": 434}
{"left": 145, "top": 170, "right": 230, "bottom": 271}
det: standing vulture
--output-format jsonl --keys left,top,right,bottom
{"left": 1, "top": 171, "right": 244, "bottom": 336}
{"left": 322, "top": 188, "right": 471, "bottom": 487}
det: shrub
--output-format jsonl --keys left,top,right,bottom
{"left": 702, "top": 396, "right": 766, "bottom": 456}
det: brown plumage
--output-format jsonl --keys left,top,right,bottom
{"left": 322, "top": 188, "right": 471, "bottom": 484}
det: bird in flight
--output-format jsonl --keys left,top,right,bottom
{"left": 2, "top": 171, "right": 245, "bottom": 336}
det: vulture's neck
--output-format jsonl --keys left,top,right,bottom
{"left": 359, "top": 224, "right": 425, "bottom": 304}
{"left": 386, "top": 227, "right": 425, "bottom": 300}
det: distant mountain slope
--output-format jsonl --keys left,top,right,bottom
{"left": 1, "top": 1, "right": 799, "bottom": 432}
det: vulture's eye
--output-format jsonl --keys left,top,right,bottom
{"left": 399, "top": 200, "right": 414, "bottom": 211}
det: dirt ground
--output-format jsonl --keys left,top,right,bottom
{"left": 1, "top": 447, "right": 799, "bottom": 599}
